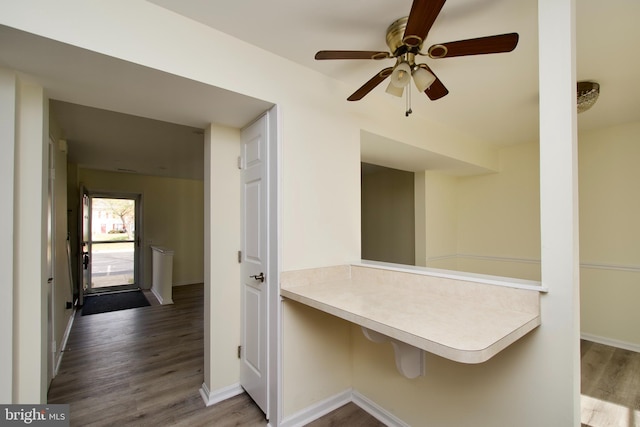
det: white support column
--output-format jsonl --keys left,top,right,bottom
{"left": 538, "top": 0, "right": 580, "bottom": 425}
{"left": 0, "top": 68, "right": 17, "bottom": 403}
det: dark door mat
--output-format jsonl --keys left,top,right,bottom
{"left": 82, "top": 290, "right": 150, "bottom": 315}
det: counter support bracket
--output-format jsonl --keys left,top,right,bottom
{"left": 362, "top": 327, "right": 425, "bottom": 379}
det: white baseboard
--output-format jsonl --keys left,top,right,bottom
{"left": 54, "top": 308, "right": 76, "bottom": 377}
{"left": 199, "top": 382, "right": 244, "bottom": 407}
{"left": 150, "top": 287, "right": 173, "bottom": 305}
{"left": 173, "top": 281, "right": 204, "bottom": 287}
{"left": 352, "top": 390, "right": 410, "bottom": 427}
{"left": 581, "top": 333, "right": 640, "bottom": 353}
{"left": 278, "top": 389, "right": 410, "bottom": 427}
{"left": 279, "top": 389, "right": 352, "bottom": 427}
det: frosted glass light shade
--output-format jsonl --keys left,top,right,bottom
{"left": 577, "top": 81, "right": 600, "bottom": 113}
{"left": 413, "top": 67, "right": 436, "bottom": 92}
{"left": 385, "top": 81, "right": 404, "bottom": 97}
{"left": 390, "top": 62, "right": 412, "bottom": 88}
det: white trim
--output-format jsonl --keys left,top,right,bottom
{"left": 199, "top": 382, "right": 244, "bottom": 407}
{"left": 580, "top": 262, "right": 640, "bottom": 273}
{"left": 352, "top": 390, "right": 410, "bottom": 427}
{"left": 267, "top": 105, "right": 282, "bottom": 426}
{"left": 456, "top": 253, "right": 541, "bottom": 265}
{"left": 581, "top": 333, "right": 640, "bottom": 353}
{"left": 277, "top": 389, "right": 410, "bottom": 427}
{"left": 150, "top": 287, "right": 173, "bottom": 305}
{"left": 425, "top": 253, "right": 457, "bottom": 262}
{"left": 54, "top": 308, "right": 76, "bottom": 377}
{"left": 172, "top": 280, "right": 205, "bottom": 287}
{"left": 429, "top": 253, "right": 640, "bottom": 274}
{"left": 355, "top": 260, "right": 547, "bottom": 293}
{"left": 279, "top": 389, "right": 352, "bottom": 427}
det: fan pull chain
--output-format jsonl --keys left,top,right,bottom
{"left": 405, "top": 85, "right": 413, "bottom": 117}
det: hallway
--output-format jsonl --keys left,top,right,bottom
{"left": 47, "top": 284, "right": 241, "bottom": 426}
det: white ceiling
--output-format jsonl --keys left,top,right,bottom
{"left": 150, "top": 0, "right": 540, "bottom": 147}
{"left": 2, "top": 0, "right": 639, "bottom": 179}
{"left": 150, "top": 0, "right": 640, "bottom": 146}
{"left": 50, "top": 100, "right": 207, "bottom": 180}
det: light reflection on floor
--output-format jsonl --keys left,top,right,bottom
{"left": 582, "top": 395, "right": 639, "bottom": 427}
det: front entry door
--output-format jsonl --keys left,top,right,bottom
{"left": 80, "top": 186, "right": 90, "bottom": 306}
{"left": 80, "top": 190, "right": 141, "bottom": 296}
{"left": 240, "top": 114, "right": 269, "bottom": 415}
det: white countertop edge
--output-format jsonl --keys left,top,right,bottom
{"left": 354, "top": 260, "right": 548, "bottom": 293}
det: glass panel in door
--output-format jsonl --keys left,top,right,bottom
{"left": 89, "top": 197, "right": 137, "bottom": 291}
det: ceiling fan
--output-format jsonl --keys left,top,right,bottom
{"left": 315, "top": 0, "right": 519, "bottom": 107}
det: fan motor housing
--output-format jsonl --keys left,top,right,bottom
{"left": 386, "top": 17, "right": 424, "bottom": 56}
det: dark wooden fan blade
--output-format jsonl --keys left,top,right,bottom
{"left": 425, "top": 78, "right": 449, "bottom": 100}
{"left": 347, "top": 67, "right": 393, "bottom": 101}
{"left": 421, "top": 66, "right": 449, "bottom": 100}
{"left": 403, "top": 0, "right": 447, "bottom": 47}
{"left": 428, "top": 33, "right": 519, "bottom": 58}
{"left": 315, "top": 50, "right": 390, "bottom": 60}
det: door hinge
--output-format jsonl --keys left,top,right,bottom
{"left": 237, "top": 345, "right": 242, "bottom": 359}
{"left": 237, "top": 156, "right": 242, "bottom": 169}
{"left": 237, "top": 250, "right": 242, "bottom": 263}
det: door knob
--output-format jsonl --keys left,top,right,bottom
{"left": 250, "top": 272, "right": 265, "bottom": 283}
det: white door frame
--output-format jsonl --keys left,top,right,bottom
{"left": 47, "top": 136, "right": 56, "bottom": 387}
{"left": 264, "top": 106, "right": 281, "bottom": 425}
{"left": 82, "top": 191, "right": 143, "bottom": 294}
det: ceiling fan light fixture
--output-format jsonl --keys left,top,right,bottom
{"left": 385, "top": 80, "right": 404, "bottom": 97}
{"left": 390, "top": 62, "right": 412, "bottom": 88}
{"left": 412, "top": 66, "right": 436, "bottom": 92}
{"left": 314, "top": 4, "right": 520, "bottom": 106}
{"left": 577, "top": 81, "right": 600, "bottom": 113}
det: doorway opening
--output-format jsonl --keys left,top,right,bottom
{"left": 81, "top": 192, "right": 141, "bottom": 295}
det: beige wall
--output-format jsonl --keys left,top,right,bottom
{"left": 418, "top": 147, "right": 540, "bottom": 277}
{"left": 361, "top": 165, "right": 415, "bottom": 265}
{"left": 457, "top": 142, "right": 542, "bottom": 279}
{"left": 282, "top": 303, "right": 352, "bottom": 416}
{"left": 579, "top": 122, "right": 640, "bottom": 346}
{"left": 0, "top": 68, "right": 16, "bottom": 403}
{"left": 352, "top": 322, "right": 547, "bottom": 426}
{"left": 203, "top": 124, "right": 242, "bottom": 392}
{"left": 49, "top": 113, "right": 75, "bottom": 378}
{"left": 77, "top": 168, "right": 204, "bottom": 289}
{"left": 422, "top": 171, "right": 459, "bottom": 270}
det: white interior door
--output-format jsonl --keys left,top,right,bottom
{"left": 240, "top": 114, "right": 269, "bottom": 415}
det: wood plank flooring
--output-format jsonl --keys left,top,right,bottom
{"left": 48, "top": 284, "right": 382, "bottom": 426}
{"left": 581, "top": 340, "right": 640, "bottom": 427}
{"left": 49, "top": 284, "right": 639, "bottom": 426}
